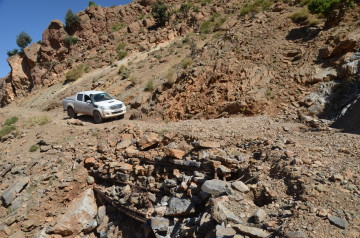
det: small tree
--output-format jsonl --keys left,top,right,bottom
{"left": 179, "top": 3, "right": 193, "bottom": 18}
{"left": 16, "top": 31, "right": 32, "bottom": 50}
{"left": 64, "top": 35, "right": 78, "bottom": 46}
{"left": 89, "top": 1, "right": 97, "bottom": 7}
{"left": 7, "top": 49, "right": 19, "bottom": 57}
{"left": 308, "top": 0, "right": 353, "bottom": 26}
{"left": 65, "top": 9, "right": 80, "bottom": 28}
{"left": 152, "top": 0, "right": 171, "bottom": 26}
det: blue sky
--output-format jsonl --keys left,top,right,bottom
{"left": 0, "top": 0, "right": 132, "bottom": 78}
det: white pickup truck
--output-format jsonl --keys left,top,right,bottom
{"left": 62, "top": 91, "right": 126, "bottom": 123}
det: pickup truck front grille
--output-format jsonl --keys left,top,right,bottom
{"left": 110, "top": 104, "right": 123, "bottom": 110}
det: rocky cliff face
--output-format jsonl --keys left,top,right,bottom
{"left": 0, "top": 1, "right": 193, "bottom": 107}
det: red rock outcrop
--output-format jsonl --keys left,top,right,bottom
{"left": 0, "top": 2, "right": 188, "bottom": 107}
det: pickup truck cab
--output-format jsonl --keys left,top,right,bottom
{"left": 62, "top": 91, "right": 126, "bottom": 123}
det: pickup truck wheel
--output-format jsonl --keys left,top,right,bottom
{"left": 67, "top": 107, "right": 77, "bottom": 118}
{"left": 119, "top": 114, "right": 125, "bottom": 119}
{"left": 93, "top": 111, "right": 103, "bottom": 124}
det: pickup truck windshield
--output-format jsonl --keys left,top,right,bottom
{"left": 92, "top": 93, "right": 112, "bottom": 102}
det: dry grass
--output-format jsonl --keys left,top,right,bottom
{"left": 65, "top": 64, "right": 89, "bottom": 81}
{"left": 27, "top": 115, "right": 51, "bottom": 127}
{"left": 289, "top": 7, "right": 321, "bottom": 26}
{"left": 240, "top": 0, "right": 272, "bottom": 17}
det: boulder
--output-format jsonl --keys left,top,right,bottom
{"left": 328, "top": 215, "right": 348, "bottom": 229}
{"left": 212, "top": 202, "right": 242, "bottom": 224}
{"left": 311, "top": 67, "right": 337, "bottom": 83}
{"left": 40, "top": 20, "right": 68, "bottom": 63}
{"left": 166, "top": 148, "right": 186, "bottom": 159}
{"left": 232, "top": 224, "right": 270, "bottom": 238}
{"left": 254, "top": 209, "right": 267, "bottom": 223}
{"left": 331, "top": 95, "right": 360, "bottom": 130}
{"left": 9, "top": 231, "right": 26, "bottom": 238}
{"left": 128, "top": 21, "right": 142, "bottom": 33}
{"left": 97, "top": 141, "right": 109, "bottom": 153}
{"left": 151, "top": 217, "right": 169, "bottom": 232}
{"left": 138, "top": 133, "right": 159, "bottom": 150}
{"left": 84, "top": 157, "right": 96, "bottom": 166}
{"left": 286, "top": 231, "right": 308, "bottom": 238}
{"left": 165, "top": 197, "right": 195, "bottom": 216}
{"left": 231, "top": 181, "right": 250, "bottom": 193}
{"left": 6, "top": 55, "right": 33, "bottom": 97}
{"left": 340, "top": 52, "right": 360, "bottom": 77}
{"left": 201, "top": 179, "right": 231, "bottom": 195}
{"left": 51, "top": 188, "right": 98, "bottom": 236}
{"left": 1, "top": 177, "right": 30, "bottom": 206}
{"left": 116, "top": 139, "right": 132, "bottom": 149}
{"left": 193, "top": 141, "right": 221, "bottom": 149}
{"left": 24, "top": 43, "right": 41, "bottom": 68}
{"left": 215, "top": 225, "right": 236, "bottom": 237}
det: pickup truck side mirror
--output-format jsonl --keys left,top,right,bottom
{"left": 86, "top": 100, "right": 92, "bottom": 104}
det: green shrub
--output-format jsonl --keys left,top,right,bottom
{"left": 118, "top": 51, "right": 127, "bottom": 60}
{"left": 179, "top": 3, "right": 194, "bottom": 18}
{"left": 308, "top": 0, "right": 354, "bottom": 19}
{"left": 7, "top": 49, "right": 19, "bottom": 57}
{"left": 193, "top": 6, "right": 200, "bottom": 13}
{"left": 116, "top": 42, "right": 126, "bottom": 51}
{"left": 16, "top": 31, "right": 32, "bottom": 50}
{"left": 200, "top": 21, "right": 213, "bottom": 34}
{"left": 144, "top": 79, "right": 154, "bottom": 91}
{"left": 118, "top": 65, "right": 130, "bottom": 79}
{"left": 181, "top": 58, "right": 193, "bottom": 69}
{"left": 116, "top": 42, "right": 128, "bottom": 60}
{"left": 300, "top": 0, "right": 312, "bottom": 6}
{"left": 65, "top": 9, "right": 80, "bottom": 28}
{"left": 65, "top": 64, "right": 87, "bottom": 81}
{"left": 64, "top": 35, "right": 78, "bottom": 46}
{"left": 29, "top": 145, "right": 39, "bottom": 152}
{"left": 152, "top": 0, "right": 171, "bottom": 25}
{"left": 200, "top": 13, "right": 226, "bottom": 34}
{"left": 309, "top": 0, "right": 336, "bottom": 16}
{"left": 137, "top": 13, "right": 147, "bottom": 20}
{"left": 4, "top": 116, "right": 18, "bottom": 126}
{"left": 84, "top": 64, "right": 90, "bottom": 73}
{"left": 45, "top": 61, "right": 59, "bottom": 70}
{"left": 200, "top": 0, "right": 212, "bottom": 6}
{"left": 240, "top": 0, "right": 272, "bottom": 16}
{"left": 111, "top": 22, "right": 126, "bottom": 32}
{"left": 0, "top": 125, "right": 16, "bottom": 138}
{"left": 182, "top": 37, "right": 191, "bottom": 44}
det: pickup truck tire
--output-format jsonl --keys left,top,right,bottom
{"left": 93, "top": 111, "right": 103, "bottom": 124}
{"left": 67, "top": 107, "right": 77, "bottom": 118}
{"left": 119, "top": 115, "right": 125, "bottom": 119}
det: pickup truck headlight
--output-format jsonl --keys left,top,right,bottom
{"left": 100, "top": 106, "right": 110, "bottom": 110}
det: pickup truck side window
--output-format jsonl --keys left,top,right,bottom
{"left": 77, "top": 94, "right": 83, "bottom": 101}
{"left": 84, "top": 95, "right": 91, "bottom": 102}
